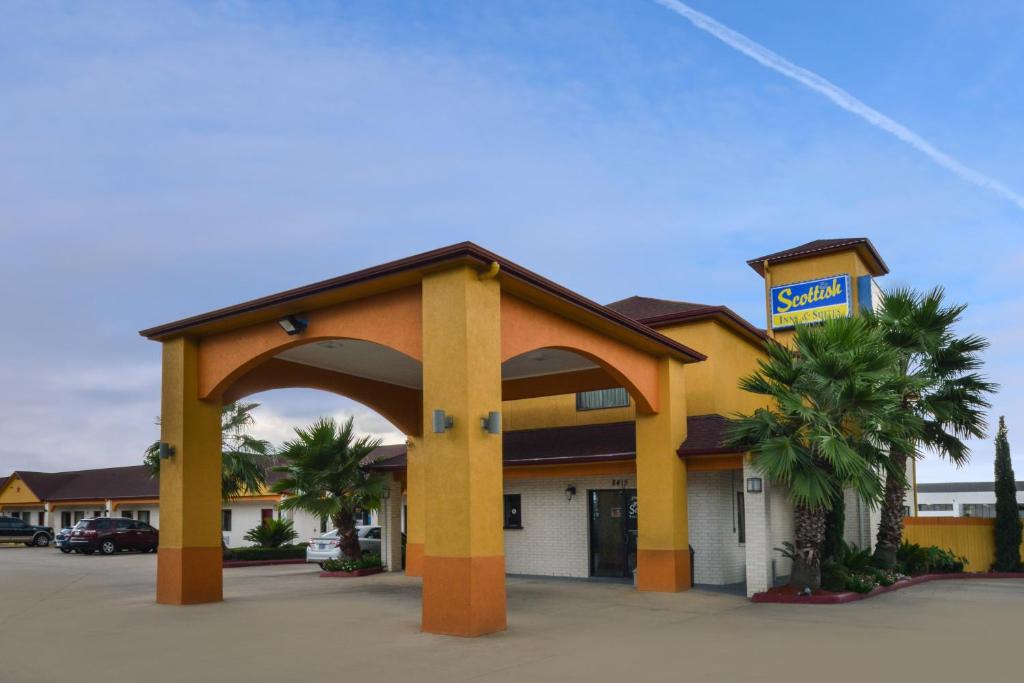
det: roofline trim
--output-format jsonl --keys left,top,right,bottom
{"left": 637, "top": 306, "right": 768, "bottom": 344}
{"left": 746, "top": 239, "right": 889, "bottom": 277}
{"left": 139, "top": 242, "right": 705, "bottom": 363}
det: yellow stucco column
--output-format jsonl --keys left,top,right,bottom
{"left": 156, "top": 337, "right": 224, "bottom": 605}
{"left": 404, "top": 435, "right": 425, "bottom": 577}
{"left": 635, "top": 356, "right": 690, "bottom": 592}
{"left": 420, "top": 266, "right": 506, "bottom": 636}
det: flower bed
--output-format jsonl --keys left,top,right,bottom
{"left": 752, "top": 571, "right": 1024, "bottom": 604}
{"left": 320, "top": 566, "right": 384, "bottom": 578}
{"left": 318, "top": 554, "right": 382, "bottom": 578}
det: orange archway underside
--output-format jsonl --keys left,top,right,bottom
{"left": 198, "top": 286, "right": 423, "bottom": 401}
{"left": 500, "top": 294, "right": 660, "bottom": 414}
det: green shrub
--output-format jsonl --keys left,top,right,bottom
{"left": 821, "top": 561, "right": 851, "bottom": 592}
{"left": 243, "top": 518, "right": 298, "bottom": 548}
{"left": 835, "top": 541, "right": 873, "bottom": 573}
{"left": 897, "top": 541, "right": 965, "bottom": 575}
{"left": 926, "top": 546, "right": 966, "bottom": 573}
{"left": 321, "top": 554, "right": 382, "bottom": 573}
{"left": 224, "top": 543, "right": 308, "bottom": 561}
{"left": 844, "top": 573, "right": 878, "bottom": 594}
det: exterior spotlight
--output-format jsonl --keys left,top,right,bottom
{"left": 278, "top": 314, "right": 308, "bottom": 336}
{"left": 746, "top": 477, "right": 763, "bottom": 494}
{"left": 432, "top": 409, "right": 454, "bottom": 434}
{"left": 565, "top": 485, "right": 576, "bottom": 502}
{"left": 481, "top": 411, "right": 501, "bottom": 434}
{"left": 158, "top": 442, "right": 175, "bottom": 459}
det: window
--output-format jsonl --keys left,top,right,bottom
{"left": 359, "top": 510, "right": 371, "bottom": 526}
{"left": 115, "top": 519, "right": 133, "bottom": 530}
{"left": 121, "top": 511, "right": 133, "bottom": 519}
{"left": 503, "top": 494, "right": 522, "bottom": 529}
{"left": 902, "top": 505, "right": 911, "bottom": 517}
{"left": 61, "top": 511, "right": 71, "bottom": 528}
{"left": 261, "top": 509, "right": 274, "bottom": 525}
{"left": 736, "top": 492, "right": 745, "bottom": 544}
{"left": 576, "top": 388, "right": 629, "bottom": 411}
{"left": 137, "top": 510, "right": 150, "bottom": 524}
{"left": 320, "top": 517, "right": 328, "bottom": 534}
{"left": 73, "top": 511, "right": 85, "bottom": 524}
{"left": 917, "top": 503, "right": 953, "bottom": 512}
{"left": 37, "top": 511, "right": 44, "bottom": 526}
{"left": 961, "top": 503, "right": 997, "bottom": 518}
{"left": 95, "top": 518, "right": 113, "bottom": 531}
{"left": 221, "top": 509, "right": 232, "bottom": 532}
{"left": 92, "top": 510, "right": 102, "bottom": 518}
{"left": 365, "top": 528, "right": 381, "bottom": 540}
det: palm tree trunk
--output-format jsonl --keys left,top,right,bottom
{"left": 334, "top": 509, "right": 361, "bottom": 560}
{"left": 791, "top": 503, "right": 826, "bottom": 591}
{"left": 873, "top": 449, "right": 909, "bottom": 568}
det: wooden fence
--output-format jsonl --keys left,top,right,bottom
{"left": 903, "top": 517, "right": 1024, "bottom": 572}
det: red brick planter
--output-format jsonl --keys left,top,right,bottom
{"left": 752, "top": 571, "right": 1024, "bottom": 604}
{"left": 223, "top": 558, "right": 308, "bottom": 569}
{"left": 319, "top": 566, "right": 384, "bottom": 578}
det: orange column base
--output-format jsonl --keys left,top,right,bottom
{"left": 636, "top": 548, "right": 691, "bottom": 592}
{"left": 156, "top": 547, "right": 223, "bottom": 605}
{"left": 405, "top": 542, "right": 424, "bottom": 577}
{"left": 422, "top": 555, "right": 507, "bottom": 636}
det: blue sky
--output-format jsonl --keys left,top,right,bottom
{"left": 1, "top": 1, "right": 1021, "bottom": 482}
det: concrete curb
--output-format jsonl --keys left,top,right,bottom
{"left": 319, "top": 566, "right": 384, "bottom": 578}
{"left": 751, "top": 571, "right": 1024, "bottom": 604}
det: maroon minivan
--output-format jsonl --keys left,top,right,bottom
{"left": 68, "top": 517, "right": 159, "bottom": 555}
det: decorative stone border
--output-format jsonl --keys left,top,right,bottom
{"left": 223, "top": 558, "right": 308, "bottom": 568}
{"left": 752, "top": 572, "right": 1024, "bottom": 604}
{"left": 319, "top": 566, "right": 384, "bottom": 578}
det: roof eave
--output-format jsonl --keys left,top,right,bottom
{"left": 139, "top": 242, "right": 706, "bottom": 363}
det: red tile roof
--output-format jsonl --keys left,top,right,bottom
{"left": 747, "top": 238, "right": 889, "bottom": 276}
{"left": 606, "top": 296, "right": 713, "bottom": 320}
{"left": 367, "top": 415, "right": 743, "bottom": 471}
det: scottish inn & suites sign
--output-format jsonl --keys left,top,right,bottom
{"left": 770, "top": 274, "right": 851, "bottom": 329}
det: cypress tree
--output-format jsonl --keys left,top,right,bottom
{"left": 992, "top": 417, "right": 1022, "bottom": 572}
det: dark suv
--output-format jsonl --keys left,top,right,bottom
{"left": 68, "top": 517, "right": 159, "bottom": 555}
{"left": 0, "top": 516, "right": 53, "bottom": 546}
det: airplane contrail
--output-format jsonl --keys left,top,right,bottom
{"left": 654, "top": 0, "right": 1024, "bottom": 210}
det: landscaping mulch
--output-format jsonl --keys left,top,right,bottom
{"left": 752, "top": 571, "right": 1024, "bottom": 604}
{"left": 319, "top": 566, "right": 384, "bottom": 578}
{"left": 223, "top": 558, "right": 309, "bottom": 569}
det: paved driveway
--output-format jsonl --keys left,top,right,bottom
{"left": 1, "top": 545, "right": 1020, "bottom": 683}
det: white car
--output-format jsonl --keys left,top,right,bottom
{"left": 306, "top": 526, "right": 382, "bottom": 567}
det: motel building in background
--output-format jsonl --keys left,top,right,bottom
{"left": 0, "top": 467, "right": 375, "bottom": 547}
{"left": 5, "top": 238, "right": 914, "bottom": 636}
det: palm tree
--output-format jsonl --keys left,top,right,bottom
{"left": 271, "top": 416, "right": 387, "bottom": 560}
{"left": 144, "top": 401, "right": 272, "bottom": 500}
{"left": 867, "top": 287, "right": 996, "bottom": 567}
{"left": 727, "top": 317, "right": 917, "bottom": 591}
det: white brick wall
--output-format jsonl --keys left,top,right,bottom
{"left": 687, "top": 471, "right": 745, "bottom": 585}
{"left": 502, "top": 475, "right": 627, "bottom": 578}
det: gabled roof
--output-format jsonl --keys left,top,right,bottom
{"left": 5, "top": 467, "right": 158, "bottom": 502}
{"left": 607, "top": 296, "right": 768, "bottom": 346}
{"left": 917, "top": 481, "right": 1024, "bottom": 493}
{"left": 606, "top": 296, "right": 712, "bottom": 320}
{"left": 138, "top": 242, "right": 705, "bottom": 363}
{"left": 367, "top": 415, "right": 744, "bottom": 471}
{"left": 747, "top": 238, "right": 889, "bottom": 277}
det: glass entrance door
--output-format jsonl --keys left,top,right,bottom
{"left": 589, "top": 489, "right": 638, "bottom": 578}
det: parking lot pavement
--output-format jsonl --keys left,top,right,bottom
{"left": 1, "top": 545, "right": 1021, "bottom": 683}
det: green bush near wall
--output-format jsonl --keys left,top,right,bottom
{"left": 223, "top": 543, "right": 309, "bottom": 561}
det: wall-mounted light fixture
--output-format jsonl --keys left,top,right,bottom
{"left": 564, "top": 485, "right": 577, "bottom": 502}
{"left": 432, "top": 409, "right": 454, "bottom": 434}
{"left": 481, "top": 411, "right": 501, "bottom": 434}
{"left": 746, "top": 477, "right": 763, "bottom": 494}
{"left": 278, "top": 314, "right": 308, "bottom": 336}
{"left": 158, "top": 442, "right": 176, "bottom": 459}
